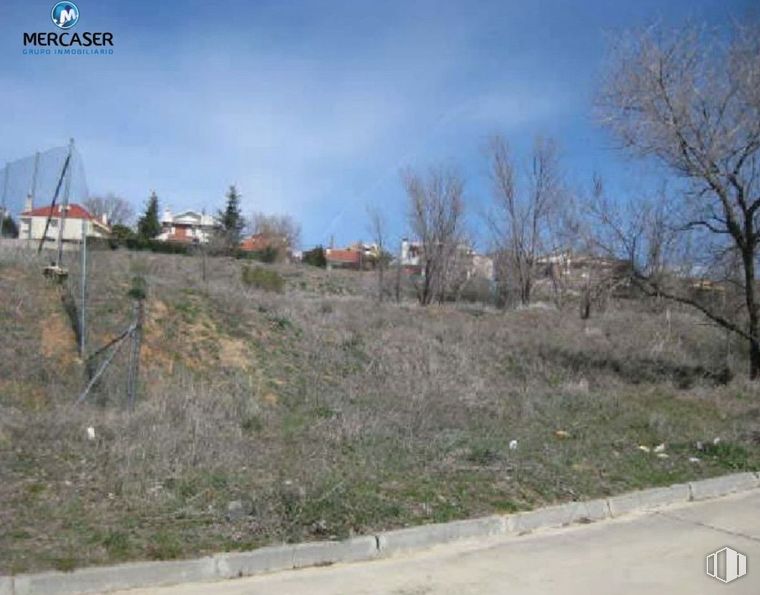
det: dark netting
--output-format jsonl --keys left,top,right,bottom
{"left": 0, "top": 143, "right": 89, "bottom": 218}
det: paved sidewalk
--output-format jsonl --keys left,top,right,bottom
{"left": 118, "top": 490, "right": 760, "bottom": 595}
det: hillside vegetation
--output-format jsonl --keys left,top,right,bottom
{"left": 1, "top": 246, "right": 759, "bottom": 574}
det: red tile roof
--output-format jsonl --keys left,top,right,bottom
{"left": 240, "top": 234, "right": 275, "bottom": 252}
{"left": 21, "top": 203, "right": 97, "bottom": 221}
{"left": 325, "top": 248, "right": 362, "bottom": 264}
{"left": 240, "top": 234, "right": 290, "bottom": 252}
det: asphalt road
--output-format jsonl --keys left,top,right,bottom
{"left": 118, "top": 490, "right": 760, "bottom": 595}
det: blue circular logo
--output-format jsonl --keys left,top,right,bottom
{"left": 51, "top": 2, "right": 79, "bottom": 29}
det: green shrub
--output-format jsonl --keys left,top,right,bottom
{"left": 120, "top": 237, "right": 192, "bottom": 255}
{"left": 241, "top": 265, "right": 285, "bottom": 293}
{"left": 146, "top": 531, "right": 182, "bottom": 560}
{"left": 1, "top": 214, "right": 19, "bottom": 238}
{"left": 459, "top": 278, "right": 496, "bottom": 305}
{"left": 303, "top": 246, "right": 326, "bottom": 268}
{"left": 128, "top": 276, "right": 147, "bottom": 300}
{"left": 102, "top": 530, "right": 131, "bottom": 559}
{"left": 236, "top": 245, "right": 279, "bottom": 263}
{"left": 98, "top": 236, "right": 181, "bottom": 254}
{"left": 111, "top": 224, "right": 135, "bottom": 242}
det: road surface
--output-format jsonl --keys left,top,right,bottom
{"left": 118, "top": 490, "right": 760, "bottom": 594}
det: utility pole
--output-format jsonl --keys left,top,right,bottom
{"left": 1, "top": 162, "right": 8, "bottom": 237}
{"left": 26, "top": 152, "right": 40, "bottom": 241}
{"left": 56, "top": 138, "right": 75, "bottom": 267}
{"left": 80, "top": 218, "right": 87, "bottom": 356}
{"left": 201, "top": 241, "right": 207, "bottom": 283}
{"left": 126, "top": 298, "right": 144, "bottom": 410}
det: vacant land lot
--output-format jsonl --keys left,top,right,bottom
{"left": 1, "top": 247, "right": 759, "bottom": 574}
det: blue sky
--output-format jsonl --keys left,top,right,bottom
{"left": 0, "top": 0, "right": 754, "bottom": 248}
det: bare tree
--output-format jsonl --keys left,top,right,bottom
{"left": 248, "top": 212, "right": 301, "bottom": 260}
{"left": 249, "top": 213, "right": 300, "bottom": 247}
{"left": 402, "top": 166, "right": 466, "bottom": 306}
{"left": 84, "top": 193, "right": 134, "bottom": 226}
{"left": 486, "top": 135, "right": 562, "bottom": 307}
{"left": 597, "top": 22, "right": 760, "bottom": 377}
{"left": 580, "top": 175, "right": 677, "bottom": 316}
{"left": 366, "top": 205, "right": 388, "bottom": 302}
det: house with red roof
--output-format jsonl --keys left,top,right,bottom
{"left": 325, "top": 247, "right": 363, "bottom": 270}
{"left": 239, "top": 233, "right": 294, "bottom": 261}
{"left": 19, "top": 202, "right": 111, "bottom": 242}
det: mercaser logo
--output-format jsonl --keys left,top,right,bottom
{"left": 22, "top": 3, "right": 114, "bottom": 55}
{"left": 706, "top": 546, "right": 748, "bottom": 584}
{"left": 51, "top": 2, "right": 79, "bottom": 29}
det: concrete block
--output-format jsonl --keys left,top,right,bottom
{"left": 511, "top": 499, "right": 609, "bottom": 533}
{"left": 292, "top": 536, "right": 378, "bottom": 568}
{"left": 607, "top": 484, "right": 689, "bottom": 517}
{"left": 214, "top": 544, "right": 295, "bottom": 579}
{"left": 689, "top": 472, "right": 760, "bottom": 501}
{"left": 0, "top": 576, "right": 13, "bottom": 595}
{"left": 377, "top": 515, "right": 505, "bottom": 556}
{"left": 13, "top": 557, "right": 216, "bottom": 595}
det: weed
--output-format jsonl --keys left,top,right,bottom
{"left": 701, "top": 442, "right": 755, "bottom": 471}
{"left": 241, "top": 414, "right": 264, "bottom": 433}
{"left": 241, "top": 265, "right": 285, "bottom": 293}
{"left": 102, "top": 531, "right": 131, "bottom": 559}
{"left": 146, "top": 532, "right": 182, "bottom": 561}
{"left": 52, "top": 557, "right": 77, "bottom": 572}
{"left": 2, "top": 248, "right": 759, "bottom": 574}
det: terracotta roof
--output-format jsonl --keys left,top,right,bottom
{"left": 325, "top": 248, "right": 362, "bottom": 264}
{"left": 240, "top": 234, "right": 289, "bottom": 252}
{"left": 21, "top": 203, "right": 97, "bottom": 221}
{"left": 240, "top": 234, "right": 275, "bottom": 252}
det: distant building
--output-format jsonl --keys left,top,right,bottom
{"left": 157, "top": 209, "right": 217, "bottom": 244}
{"left": 325, "top": 247, "right": 363, "bottom": 270}
{"left": 19, "top": 202, "right": 110, "bottom": 242}
{"left": 536, "top": 250, "right": 629, "bottom": 281}
{"left": 471, "top": 253, "right": 495, "bottom": 281}
{"left": 323, "top": 241, "right": 382, "bottom": 270}
{"left": 400, "top": 238, "right": 422, "bottom": 269}
{"left": 399, "top": 238, "right": 494, "bottom": 281}
{"left": 350, "top": 241, "right": 380, "bottom": 260}
{"left": 240, "top": 233, "right": 292, "bottom": 261}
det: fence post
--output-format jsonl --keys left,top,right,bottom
{"left": 80, "top": 218, "right": 87, "bottom": 356}
{"left": 126, "top": 298, "right": 144, "bottom": 410}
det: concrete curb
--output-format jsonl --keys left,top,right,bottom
{"left": 12, "top": 558, "right": 216, "bottom": 595}
{"left": 213, "top": 536, "right": 379, "bottom": 579}
{"left": 377, "top": 515, "right": 505, "bottom": 555}
{"left": 688, "top": 471, "right": 760, "bottom": 501}
{"left": 0, "top": 577, "right": 13, "bottom": 595}
{"left": 511, "top": 498, "right": 609, "bottom": 532}
{"left": 2, "top": 472, "right": 758, "bottom": 594}
{"left": 607, "top": 483, "right": 690, "bottom": 517}
{"left": 213, "top": 545, "right": 294, "bottom": 580}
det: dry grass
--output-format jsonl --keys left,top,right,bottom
{"left": 1, "top": 246, "right": 759, "bottom": 574}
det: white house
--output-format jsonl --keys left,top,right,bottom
{"left": 157, "top": 208, "right": 217, "bottom": 244}
{"left": 400, "top": 238, "right": 422, "bottom": 268}
{"left": 399, "top": 238, "right": 494, "bottom": 280}
{"left": 19, "top": 201, "right": 110, "bottom": 242}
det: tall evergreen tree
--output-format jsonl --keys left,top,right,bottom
{"left": 218, "top": 185, "right": 245, "bottom": 253}
{"left": 137, "top": 191, "right": 161, "bottom": 240}
{"left": 0, "top": 213, "right": 19, "bottom": 238}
